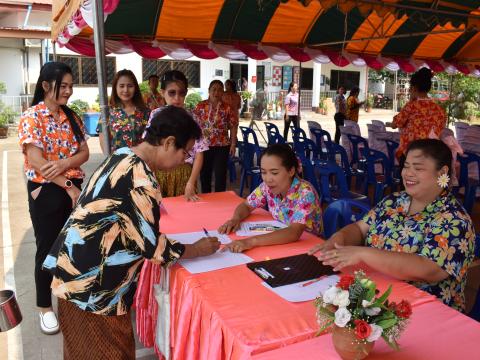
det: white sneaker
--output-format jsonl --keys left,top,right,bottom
{"left": 39, "top": 311, "right": 59, "bottom": 335}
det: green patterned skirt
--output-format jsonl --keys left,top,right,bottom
{"left": 156, "top": 163, "right": 193, "bottom": 198}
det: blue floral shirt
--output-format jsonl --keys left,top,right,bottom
{"left": 363, "top": 191, "right": 475, "bottom": 312}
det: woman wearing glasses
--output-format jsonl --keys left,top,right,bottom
{"left": 148, "top": 70, "right": 208, "bottom": 201}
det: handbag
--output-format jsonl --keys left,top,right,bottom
{"left": 154, "top": 266, "right": 171, "bottom": 359}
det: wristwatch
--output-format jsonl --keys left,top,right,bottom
{"left": 63, "top": 179, "right": 73, "bottom": 190}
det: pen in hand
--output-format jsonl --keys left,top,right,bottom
{"left": 203, "top": 227, "right": 210, "bottom": 237}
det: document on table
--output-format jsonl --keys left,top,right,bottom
{"left": 261, "top": 275, "right": 339, "bottom": 302}
{"left": 167, "top": 231, "right": 253, "bottom": 274}
{"left": 167, "top": 230, "right": 231, "bottom": 245}
{"left": 236, "top": 220, "right": 287, "bottom": 236}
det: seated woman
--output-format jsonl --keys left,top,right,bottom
{"left": 309, "top": 139, "right": 475, "bottom": 312}
{"left": 218, "top": 144, "right": 322, "bottom": 252}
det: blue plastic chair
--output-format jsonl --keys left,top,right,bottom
{"left": 294, "top": 138, "right": 322, "bottom": 165}
{"left": 346, "top": 133, "right": 368, "bottom": 170}
{"left": 291, "top": 125, "right": 308, "bottom": 144}
{"left": 360, "top": 147, "right": 399, "bottom": 205}
{"left": 239, "top": 142, "right": 262, "bottom": 197}
{"left": 310, "top": 128, "right": 333, "bottom": 160}
{"left": 264, "top": 122, "right": 285, "bottom": 145}
{"left": 227, "top": 141, "right": 243, "bottom": 183}
{"left": 315, "top": 161, "right": 368, "bottom": 205}
{"left": 469, "top": 234, "right": 480, "bottom": 321}
{"left": 383, "top": 139, "right": 400, "bottom": 178}
{"left": 328, "top": 142, "right": 365, "bottom": 190}
{"left": 239, "top": 126, "right": 266, "bottom": 149}
{"left": 457, "top": 151, "right": 480, "bottom": 214}
{"left": 323, "top": 199, "right": 371, "bottom": 238}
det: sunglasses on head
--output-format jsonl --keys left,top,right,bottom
{"left": 166, "top": 89, "right": 187, "bottom": 97}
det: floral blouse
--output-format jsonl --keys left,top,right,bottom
{"left": 143, "top": 92, "right": 165, "bottom": 111}
{"left": 285, "top": 92, "right": 299, "bottom": 116}
{"left": 192, "top": 100, "right": 237, "bottom": 147}
{"left": 147, "top": 106, "right": 209, "bottom": 164}
{"left": 346, "top": 96, "right": 360, "bottom": 122}
{"left": 43, "top": 147, "right": 185, "bottom": 316}
{"left": 392, "top": 98, "right": 446, "bottom": 159}
{"left": 246, "top": 177, "right": 323, "bottom": 235}
{"left": 96, "top": 106, "right": 150, "bottom": 152}
{"left": 18, "top": 102, "right": 86, "bottom": 183}
{"left": 334, "top": 94, "right": 346, "bottom": 114}
{"left": 363, "top": 191, "right": 475, "bottom": 312}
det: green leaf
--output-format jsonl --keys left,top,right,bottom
{"left": 376, "top": 318, "right": 397, "bottom": 329}
{"left": 316, "top": 320, "right": 334, "bottom": 336}
{"left": 381, "top": 334, "right": 400, "bottom": 351}
{"left": 373, "top": 285, "right": 392, "bottom": 306}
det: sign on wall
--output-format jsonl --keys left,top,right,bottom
{"left": 282, "top": 65, "right": 292, "bottom": 90}
{"left": 272, "top": 66, "right": 282, "bottom": 86}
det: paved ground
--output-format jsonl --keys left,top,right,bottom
{"left": 0, "top": 109, "right": 478, "bottom": 359}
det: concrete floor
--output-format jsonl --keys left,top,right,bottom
{"left": 1, "top": 109, "right": 478, "bottom": 359}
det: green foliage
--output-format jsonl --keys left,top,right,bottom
{"left": 0, "top": 101, "right": 18, "bottom": 127}
{"left": 69, "top": 99, "right": 89, "bottom": 118}
{"left": 139, "top": 80, "right": 150, "bottom": 95}
{"left": 240, "top": 90, "right": 253, "bottom": 102}
{"left": 365, "top": 93, "right": 374, "bottom": 108}
{"left": 185, "top": 91, "right": 203, "bottom": 111}
{"left": 0, "top": 81, "right": 6, "bottom": 94}
{"left": 368, "top": 69, "right": 407, "bottom": 83}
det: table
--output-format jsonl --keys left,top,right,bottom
{"left": 152, "top": 192, "right": 448, "bottom": 359}
{"left": 252, "top": 301, "right": 480, "bottom": 359}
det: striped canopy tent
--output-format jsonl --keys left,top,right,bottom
{"left": 52, "top": 0, "right": 480, "bottom": 75}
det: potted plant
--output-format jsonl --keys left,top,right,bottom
{"left": 241, "top": 90, "right": 253, "bottom": 119}
{"left": 365, "top": 93, "right": 374, "bottom": 112}
{"left": 70, "top": 99, "right": 99, "bottom": 136}
{"left": 185, "top": 91, "right": 203, "bottom": 111}
{"left": 0, "top": 101, "right": 18, "bottom": 138}
{"left": 315, "top": 271, "right": 411, "bottom": 360}
{"left": 318, "top": 96, "right": 328, "bottom": 115}
{"left": 0, "top": 111, "right": 8, "bottom": 138}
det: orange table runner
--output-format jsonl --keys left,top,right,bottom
{"left": 158, "top": 192, "right": 439, "bottom": 359}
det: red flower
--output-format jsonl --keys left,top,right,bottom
{"left": 337, "top": 274, "right": 355, "bottom": 290}
{"left": 354, "top": 320, "right": 372, "bottom": 340}
{"left": 394, "top": 300, "right": 412, "bottom": 319}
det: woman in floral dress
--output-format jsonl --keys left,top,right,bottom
{"left": 97, "top": 69, "right": 149, "bottom": 153}
{"left": 310, "top": 139, "right": 475, "bottom": 312}
{"left": 218, "top": 144, "right": 322, "bottom": 252}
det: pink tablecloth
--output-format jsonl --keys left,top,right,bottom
{"left": 136, "top": 192, "right": 440, "bottom": 359}
{"left": 252, "top": 301, "right": 480, "bottom": 360}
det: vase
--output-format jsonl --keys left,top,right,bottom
{"left": 332, "top": 326, "right": 374, "bottom": 360}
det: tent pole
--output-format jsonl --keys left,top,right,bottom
{"left": 393, "top": 70, "right": 398, "bottom": 114}
{"left": 92, "top": 0, "right": 110, "bottom": 155}
{"left": 298, "top": 62, "right": 302, "bottom": 118}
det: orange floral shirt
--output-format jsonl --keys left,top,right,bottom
{"left": 392, "top": 98, "right": 446, "bottom": 159}
{"left": 18, "top": 102, "right": 86, "bottom": 183}
{"left": 192, "top": 100, "right": 238, "bottom": 147}
{"left": 143, "top": 91, "right": 165, "bottom": 111}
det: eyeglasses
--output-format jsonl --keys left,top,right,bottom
{"left": 167, "top": 89, "right": 187, "bottom": 98}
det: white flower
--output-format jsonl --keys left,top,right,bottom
{"left": 367, "top": 324, "right": 383, "bottom": 342}
{"left": 333, "top": 290, "right": 350, "bottom": 308}
{"left": 437, "top": 173, "right": 450, "bottom": 188}
{"left": 362, "top": 299, "right": 373, "bottom": 307}
{"left": 334, "top": 307, "right": 352, "bottom": 328}
{"left": 365, "top": 307, "right": 381, "bottom": 316}
{"left": 323, "top": 286, "right": 340, "bottom": 304}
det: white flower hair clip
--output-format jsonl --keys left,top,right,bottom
{"left": 437, "top": 173, "right": 450, "bottom": 188}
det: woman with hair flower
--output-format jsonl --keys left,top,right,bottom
{"left": 310, "top": 139, "right": 475, "bottom": 312}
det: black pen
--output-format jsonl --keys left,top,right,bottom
{"left": 203, "top": 227, "right": 210, "bottom": 237}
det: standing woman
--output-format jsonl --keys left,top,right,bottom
{"left": 18, "top": 61, "right": 89, "bottom": 334}
{"left": 333, "top": 86, "right": 347, "bottom": 144}
{"left": 222, "top": 79, "right": 241, "bottom": 127}
{"left": 97, "top": 69, "right": 150, "bottom": 154}
{"left": 389, "top": 67, "right": 446, "bottom": 163}
{"left": 149, "top": 70, "right": 208, "bottom": 200}
{"left": 193, "top": 80, "right": 238, "bottom": 193}
{"left": 143, "top": 74, "right": 165, "bottom": 111}
{"left": 345, "top": 86, "right": 364, "bottom": 123}
{"left": 284, "top": 82, "right": 299, "bottom": 140}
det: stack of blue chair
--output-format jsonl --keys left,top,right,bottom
{"left": 264, "top": 122, "right": 285, "bottom": 145}
{"left": 346, "top": 133, "right": 369, "bottom": 171}
{"left": 383, "top": 139, "right": 400, "bottom": 179}
{"left": 457, "top": 151, "right": 480, "bottom": 214}
{"left": 309, "top": 127, "right": 333, "bottom": 161}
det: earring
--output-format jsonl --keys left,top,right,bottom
{"left": 437, "top": 173, "right": 450, "bottom": 189}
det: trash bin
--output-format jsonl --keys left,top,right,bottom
{"left": 83, "top": 112, "right": 101, "bottom": 136}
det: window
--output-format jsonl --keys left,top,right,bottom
{"left": 142, "top": 59, "right": 200, "bottom": 88}
{"left": 53, "top": 55, "right": 116, "bottom": 86}
{"left": 300, "top": 68, "right": 313, "bottom": 90}
{"left": 330, "top": 70, "right": 360, "bottom": 91}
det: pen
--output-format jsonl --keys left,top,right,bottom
{"left": 203, "top": 227, "right": 210, "bottom": 237}
{"left": 302, "top": 275, "right": 328, "bottom": 287}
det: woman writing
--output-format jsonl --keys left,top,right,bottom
{"left": 97, "top": 69, "right": 150, "bottom": 154}
{"left": 43, "top": 106, "right": 220, "bottom": 358}
{"left": 193, "top": 80, "right": 238, "bottom": 193}
{"left": 309, "top": 139, "right": 475, "bottom": 312}
{"left": 218, "top": 144, "right": 322, "bottom": 252}
{"left": 388, "top": 67, "right": 446, "bottom": 162}
{"left": 18, "top": 62, "right": 89, "bottom": 334}
{"left": 345, "top": 86, "right": 364, "bottom": 123}
{"left": 283, "top": 82, "right": 299, "bottom": 140}
{"left": 149, "top": 70, "right": 208, "bottom": 200}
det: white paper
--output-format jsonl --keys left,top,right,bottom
{"left": 167, "top": 231, "right": 231, "bottom": 245}
{"left": 236, "top": 220, "right": 287, "bottom": 236}
{"left": 178, "top": 251, "right": 253, "bottom": 274}
{"left": 261, "top": 275, "right": 340, "bottom": 303}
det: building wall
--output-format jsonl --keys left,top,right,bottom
{"left": 0, "top": 38, "right": 26, "bottom": 95}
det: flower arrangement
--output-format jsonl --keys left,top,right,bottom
{"left": 315, "top": 271, "right": 411, "bottom": 352}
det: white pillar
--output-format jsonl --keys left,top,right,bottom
{"left": 312, "top": 62, "right": 322, "bottom": 109}
{"left": 247, "top": 58, "right": 257, "bottom": 93}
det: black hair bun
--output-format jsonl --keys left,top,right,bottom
{"left": 417, "top": 67, "right": 433, "bottom": 80}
